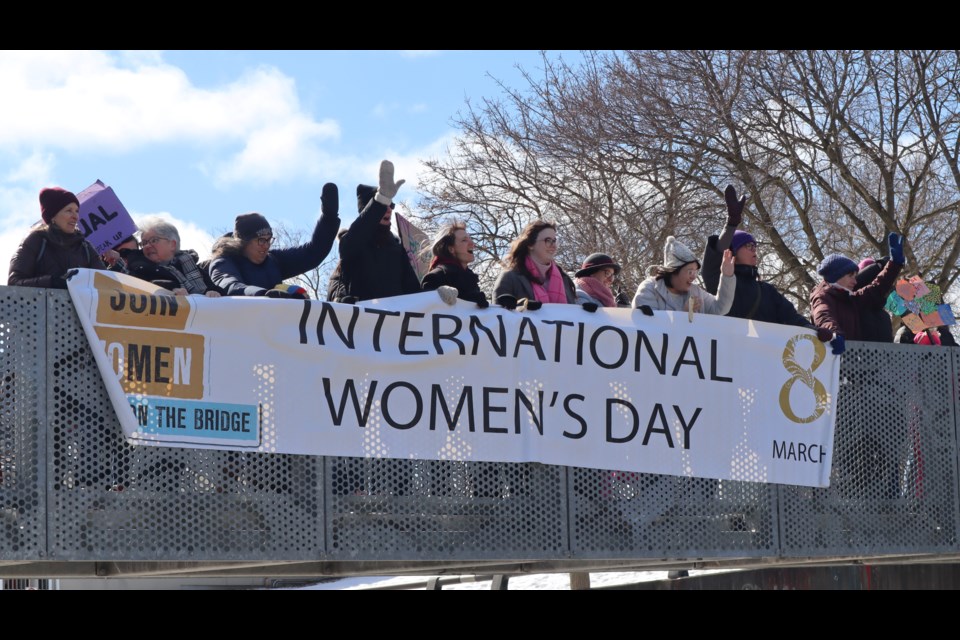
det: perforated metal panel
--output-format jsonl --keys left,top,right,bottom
{"left": 779, "top": 342, "right": 960, "bottom": 555}
{"left": 44, "top": 290, "right": 324, "bottom": 561}
{"left": 7, "top": 289, "right": 960, "bottom": 568}
{"left": 0, "top": 287, "right": 45, "bottom": 559}
{"left": 326, "top": 458, "right": 567, "bottom": 559}
{"left": 570, "top": 469, "right": 777, "bottom": 558}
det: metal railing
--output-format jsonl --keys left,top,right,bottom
{"left": 1, "top": 286, "right": 957, "bottom": 576}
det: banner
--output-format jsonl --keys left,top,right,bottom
{"left": 76, "top": 180, "right": 138, "bottom": 254}
{"left": 67, "top": 269, "right": 840, "bottom": 487}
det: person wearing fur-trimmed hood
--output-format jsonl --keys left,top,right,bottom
{"left": 208, "top": 183, "right": 340, "bottom": 298}
{"left": 632, "top": 235, "right": 735, "bottom": 314}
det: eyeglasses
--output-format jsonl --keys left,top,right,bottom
{"left": 255, "top": 236, "right": 274, "bottom": 247}
{"left": 140, "top": 237, "right": 169, "bottom": 247}
{"left": 541, "top": 237, "right": 558, "bottom": 246}
{"left": 739, "top": 242, "right": 758, "bottom": 251}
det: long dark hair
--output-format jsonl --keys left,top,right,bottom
{"left": 504, "top": 220, "right": 556, "bottom": 271}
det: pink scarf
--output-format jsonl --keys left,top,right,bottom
{"left": 575, "top": 276, "right": 615, "bottom": 308}
{"left": 525, "top": 256, "right": 568, "bottom": 303}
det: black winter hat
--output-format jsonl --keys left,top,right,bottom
{"left": 356, "top": 185, "right": 378, "bottom": 213}
{"left": 576, "top": 253, "right": 621, "bottom": 278}
{"left": 234, "top": 213, "right": 272, "bottom": 241}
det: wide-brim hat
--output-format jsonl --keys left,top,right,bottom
{"left": 576, "top": 253, "right": 621, "bottom": 278}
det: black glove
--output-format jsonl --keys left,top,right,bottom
{"left": 50, "top": 275, "right": 68, "bottom": 290}
{"left": 816, "top": 327, "right": 833, "bottom": 343}
{"left": 519, "top": 298, "right": 542, "bottom": 311}
{"left": 264, "top": 289, "right": 292, "bottom": 299}
{"left": 476, "top": 297, "right": 489, "bottom": 309}
{"left": 724, "top": 184, "right": 746, "bottom": 227}
{"left": 321, "top": 183, "right": 339, "bottom": 217}
{"left": 496, "top": 294, "right": 518, "bottom": 310}
{"left": 338, "top": 295, "right": 359, "bottom": 305}
{"left": 582, "top": 301, "right": 599, "bottom": 313}
{"left": 636, "top": 305, "right": 654, "bottom": 317}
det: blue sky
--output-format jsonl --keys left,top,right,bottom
{"left": 1, "top": 50, "right": 581, "bottom": 274}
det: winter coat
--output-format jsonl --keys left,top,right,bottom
{"left": 633, "top": 274, "right": 736, "bottom": 315}
{"left": 854, "top": 258, "right": 895, "bottom": 342}
{"left": 209, "top": 209, "right": 340, "bottom": 297}
{"left": 8, "top": 226, "right": 105, "bottom": 289}
{"left": 492, "top": 266, "right": 576, "bottom": 304}
{"left": 702, "top": 233, "right": 811, "bottom": 328}
{"left": 421, "top": 260, "right": 487, "bottom": 305}
{"left": 895, "top": 325, "right": 959, "bottom": 347}
{"left": 126, "top": 249, "right": 222, "bottom": 295}
{"left": 337, "top": 186, "right": 421, "bottom": 301}
{"left": 810, "top": 259, "right": 902, "bottom": 339}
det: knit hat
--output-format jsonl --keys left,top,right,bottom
{"left": 730, "top": 230, "right": 756, "bottom": 254}
{"left": 39, "top": 187, "right": 80, "bottom": 224}
{"left": 356, "top": 184, "right": 378, "bottom": 213}
{"left": 858, "top": 258, "right": 876, "bottom": 270}
{"left": 575, "top": 253, "right": 621, "bottom": 278}
{"left": 818, "top": 254, "right": 859, "bottom": 283}
{"left": 234, "top": 213, "right": 272, "bottom": 241}
{"left": 662, "top": 236, "right": 700, "bottom": 270}
{"left": 914, "top": 329, "right": 942, "bottom": 346}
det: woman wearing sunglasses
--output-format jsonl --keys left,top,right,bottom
{"left": 209, "top": 184, "right": 340, "bottom": 298}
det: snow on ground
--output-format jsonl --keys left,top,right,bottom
{"left": 294, "top": 571, "right": 675, "bottom": 590}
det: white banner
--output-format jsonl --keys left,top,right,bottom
{"left": 67, "top": 269, "right": 840, "bottom": 487}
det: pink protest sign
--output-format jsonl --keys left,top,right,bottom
{"left": 76, "top": 180, "right": 138, "bottom": 255}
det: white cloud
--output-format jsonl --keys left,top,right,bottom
{"left": 408, "top": 103, "right": 428, "bottom": 114}
{"left": 0, "top": 51, "right": 339, "bottom": 186}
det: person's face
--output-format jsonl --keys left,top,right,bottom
{"left": 529, "top": 228, "right": 557, "bottom": 265}
{"left": 450, "top": 229, "right": 476, "bottom": 267}
{"left": 836, "top": 271, "right": 857, "bottom": 290}
{"left": 669, "top": 263, "right": 699, "bottom": 293}
{"left": 735, "top": 242, "right": 758, "bottom": 267}
{"left": 51, "top": 203, "right": 80, "bottom": 234}
{"left": 242, "top": 234, "right": 273, "bottom": 265}
{"left": 140, "top": 232, "right": 178, "bottom": 263}
{"left": 590, "top": 267, "right": 616, "bottom": 288}
{"left": 380, "top": 203, "right": 395, "bottom": 227}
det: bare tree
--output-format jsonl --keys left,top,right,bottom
{"left": 417, "top": 50, "right": 960, "bottom": 312}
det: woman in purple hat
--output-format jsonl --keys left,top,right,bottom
{"left": 8, "top": 187, "right": 105, "bottom": 289}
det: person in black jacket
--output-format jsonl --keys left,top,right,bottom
{"left": 853, "top": 257, "right": 896, "bottom": 342}
{"left": 8, "top": 187, "right": 105, "bottom": 289}
{"left": 702, "top": 185, "right": 833, "bottom": 341}
{"left": 208, "top": 183, "right": 340, "bottom": 298}
{"left": 420, "top": 222, "right": 488, "bottom": 307}
{"left": 336, "top": 160, "right": 420, "bottom": 301}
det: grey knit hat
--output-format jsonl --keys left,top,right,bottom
{"left": 662, "top": 236, "right": 699, "bottom": 270}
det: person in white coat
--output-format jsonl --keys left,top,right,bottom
{"left": 633, "top": 235, "right": 735, "bottom": 315}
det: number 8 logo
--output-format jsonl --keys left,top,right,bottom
{"left": 779, "top": 334, "right": 830, "bottom": 424}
